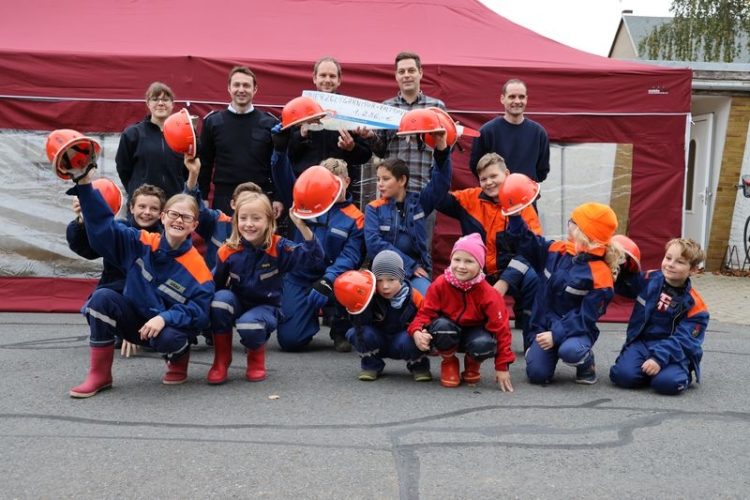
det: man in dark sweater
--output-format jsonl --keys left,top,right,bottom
{"left": 287, "top": 57, "right": 372, "bottom": 204}
{"left": 469, "top": 79, "right": 550, "bottom": 184}
{"left": 198, "top": 66, "right": 281, "bottom": 216}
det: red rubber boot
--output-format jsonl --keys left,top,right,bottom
{"left": 440, "top": 350, "right": 460, "bottom": 388}
{"left": 162, "top": 350, "right": 190, "bottom": 385}
{"left": 70, "top": 346, "right": 115, "bottom": 398}
{"left": 462, "top": 354, "right": 482, "bottom": 385}
{"left": 207, "top": 332, "right": 233, "bottom": 384}
{"left": 246, "top": 345, "right": 266, "bottom": 382}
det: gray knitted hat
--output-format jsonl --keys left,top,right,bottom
{"left": 372, "top": 250, "right": 405, "bottom": 281}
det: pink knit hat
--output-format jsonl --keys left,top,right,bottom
{"left": 451, "top": 233, "right": 486, "bottom": 269}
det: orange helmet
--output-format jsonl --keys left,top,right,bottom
{"left": 499, "top": 173, "right": 541, "bottom": 216}
{"left": 46, "top": 129, "right": 101, "bottom": 180}
{"left": 423, "top": 107, "right": 457, "bottom": 149}
{"left": 281, "top": 96, "right": 330, "bottom": 130}
{"left": 163, "top": 109, "right": 197, "bottom": 156}
{"left": 333, "top": 270, "right": 376, "bottom": 314}
{"left": 91, "top": 177, "right": 124, "bottom": 215}
{"left": 612, "top": 234, "right": 641, "bottom": 271}
{"left": 291, "top": 165, "right": 344, "bottom": 219}
{"left": 396, "top": 108, "right": 445, "bottom": 137}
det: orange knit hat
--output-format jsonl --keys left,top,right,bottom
{"left": 570, "top": 203, "right": 617, "bottom": 245}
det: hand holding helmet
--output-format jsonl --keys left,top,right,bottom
{"left": 498, "top": 173, "right": 540, "bottom": 216}
{"left": 46, "top": 129, "right": 102, "bottom": 183}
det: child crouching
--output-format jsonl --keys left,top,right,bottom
{"left": 609, "top": 238, "right": 709, "bottom": 395}
{"left": 343, "top": 250, "right": 431, "bottom": 381}
{"left": 408, "top": 234, "right": 515, "bottom": 391}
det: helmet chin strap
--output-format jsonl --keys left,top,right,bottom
{"left": 71, "top": 162, "right": 97, "bottom": 183}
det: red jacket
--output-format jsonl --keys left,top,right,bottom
{"left": 408, "top": 275, "right": 515, "bottom": 370}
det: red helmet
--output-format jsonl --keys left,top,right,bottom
{"left": 334, "top": 270, "right": 376, "bottom": 314}
{"left": 163, "top": 109, "right": 197, "bottom": 156}
{"left": 281, "top": 96, "right": 330, "bottom": 130}
{"left": 499, "top": 173, "right": 541, "bottom": 216}
{"left": 612, "top": 234, "right": 641, "bottom": 272}
{"left": 46, "top": 129, "right": 102, "bottom": 180}
{"left": 396, "top": 108, "right": 445, "bottom": 137}
{"left": 91, "top": 177, "right": 124, "bottom": 215}
{"left": 291, "top": 165, "right": 344, "bottom": 219}
{"left": 422, "top": 107, "right": 458, "bottom": 150}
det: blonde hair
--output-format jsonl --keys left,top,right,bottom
{"left": 320, "top": 157, "right": 349, "bottom": 178}
{"left": 570, "top": 226, "right": 624, "bottom": 278}
{"left": 226, "top": 192, "right": 276, "bottom": 249}
{"left": 164, "top": 194, "right": 198, "bottom": 217}
{"left": 476, "top": 152, "right": 508, "bottom": 176}
{"left": 666, "top": 238, "right": 704, "bottom": 268}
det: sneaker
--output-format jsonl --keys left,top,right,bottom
{"left": 575, "top": 364, "right": 598, "bottom": 385}
{"left": 332, "top": 336, "right": 352, "bottom": 353}
{"left": 412, "top": 370, "right": 432, "bottom": 382}
{"left": 358, "top": 370, "right": 379, "bottom": 381}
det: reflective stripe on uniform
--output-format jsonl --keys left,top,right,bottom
{"left": 507, "top": 259, "right": 529, "bottom": 274}
{"left": 330, "top": 227, "right": 348, "bottom": 238}
{"left": 158, "top": 284, "right": 186, "bottom": 304}
{"left": 211, "top": 301, "right": 234, "bottom": 314}
{"left": 85, "top": 307, "right": 117, "bottom": 327}
{"left": 564, "top": 286, "right": 589, "bottom": 296}
{"left": 237, "top": 322, "right": 265, "bottom": 331}
{"left": 135, "top": 258, "right": 153, "bottom": 282}
{"left": 259, "top": 269, "right": 279, "bottom": 280}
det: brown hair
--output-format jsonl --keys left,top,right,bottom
{"left": 226, "top": 192, "right": 275, "bottom": 249}
{"left": 666, "top": 238, "right": 704, "bottom": 268}
{"left": 145, "top": 82, "right": 174, "bottom": 102}
{"left": 227, "top": 66, "right": 257, "bottom": 87}
{"left": 130, "top": 184, "right": 166, "bottom": 209}
{"left": 232, "top": 181, "right": 264, "bottom": 201}
{"left": 476, "top": 153, "right": 508, "bottom": 176}
{"left": 502, "top": 78, "right": 527, "bottom": 96}
{"left": 395, "top": 51, "right": 421, "bottom": 70}
{"left": 313, "top": 56, "right": 342, "bottom": 77}
{"left": 377, "top": 158, "right": 410, "bottom": 186}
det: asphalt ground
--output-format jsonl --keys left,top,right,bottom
{"left": 1, "top": 308, "right": 748, "bottom": 499}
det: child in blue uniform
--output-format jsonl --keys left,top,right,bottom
{"left": 364, "top": 132, "right": 452, "bottom": 296}
{"left": 610, "top": 238, "right": 709, "bottom": 395}
{"left": 207, "top": 191, "right": 324, "bottom": 384}
{"left": 506, "top": 202, "right": 622, "bottom": 385}
{"left": 69, "top": 172, "right": 214, "bottom": 398}
{"left": 345, "top": 250, "right": 431, "bottom": 382}
{"left": 269, "top": 136, "right": 365, "bottom": 352}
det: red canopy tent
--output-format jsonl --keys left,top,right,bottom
{"left": 0, "top": 0, "right": 691, "bottom": 314}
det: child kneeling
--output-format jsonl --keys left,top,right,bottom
{"left": 344, "top": 250, "right": 431, "bottom": 381}
{"left": 609, "top": 238, "right": 709, "bottom": 395}
{"left": 408, "top": 234, "right": 515, "bottom": 391}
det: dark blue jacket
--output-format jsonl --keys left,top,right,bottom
{"left": 356, "top": 282, "right": 423, "bottom": 335}
{"left": 184, "top": 184, "right": 232, "bottom": 271}
{"left": 214, "top": 235, "right": 324, "bottom": 309}
{"left": 364, "top": 148, "right": 452, "bottom": 276}
{"left": 271, "top": 151, "right": 365, "bottom": 285}
{"left": 116, "top": 116, "right": 187, "bottom": 200}
{"left": 507, "top": 216, "right": 614, "bottom": 344}
{"left": 66, "top": 215, "right": 162, "bottom": 292}
{"left": 76, "top": 182, "right": 214, "bottom": 331}
{"left": 617, "top": 270, "right": 709, "bottom": 380}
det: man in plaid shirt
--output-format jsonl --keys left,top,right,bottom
{"left": 366, "top": 52, "right": 447, "bottom": 192}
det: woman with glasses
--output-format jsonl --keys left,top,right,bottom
{"left": 69, "top": 168, "right": 214, "bottom": 398}
{"left": 116, "top": 82, "right": 188, "bottom": 201}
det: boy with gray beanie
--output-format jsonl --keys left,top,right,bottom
{"left": 344, "top": 249, "right": 431, "bottom": 381}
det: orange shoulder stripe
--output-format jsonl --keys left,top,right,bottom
{"left": 175, "top": 248, "right": 214, "bottom": 284}
{"left": 450, "top": 187, "right": 483, "bottom": 212}
{"left": 217, "top": 244, "right": 242, "bottom": 262}
{"left": 589, "top": 260, "right": 614, "bottom": 289}
{"left": 368, "top": 198, "right": 388, "bottom": 209}
{"left": 267, "top": 234, "right": 281, "bottom": 258}
{"left": 549, "top": 240, "right": 568, "bottom": 254}
{"left": 341, "top": 204, "right": 365, "bottom": 229}
{"left": 218, "top": 212, "right": 232, "bottom": 223}
{"left": 139, "top": 231, "right": 161, "bottom": 251}
{"left": 688, "top": 288, "right": 708, "bottom": 317}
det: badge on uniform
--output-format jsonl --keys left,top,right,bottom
{"left": 691, "top": 325, "right": 702, "bottom": 338}
{"left": 165, "top": 279, "right": 186, "bottom": 294}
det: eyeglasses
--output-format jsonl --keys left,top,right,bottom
{"left": 164, "top": 209, "right": 196, "bottom": 223}
{"left": 148, "top": 97, "right": 173, "bottom": 103}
